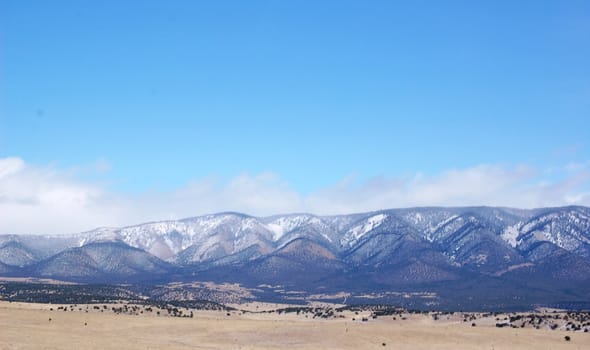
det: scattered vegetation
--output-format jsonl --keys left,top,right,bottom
{"left": 2, "top": 281, "right": 590, "bottom": 333}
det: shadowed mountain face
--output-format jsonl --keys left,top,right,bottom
{"left": 1, "top": 206, "right": 589, "bottom": 309}
{"left": 22, "top": 242, "right": 174, "bottom": 283}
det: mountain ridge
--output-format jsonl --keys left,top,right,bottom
{"left": 1, "top": 205, "right": 589, "bottom": 309}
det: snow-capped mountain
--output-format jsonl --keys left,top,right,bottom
{"left": 2, "top": 206, "right": 589, "bottom": 267}
{"left": 88, "top": 213, "right": 275, "bottom": 262}
{"left": 1, "top": 206, "right": 589, "bottom": 301}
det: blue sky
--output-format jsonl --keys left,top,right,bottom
{"left": 1, "top": 1, "right": 589, "bottom": 233}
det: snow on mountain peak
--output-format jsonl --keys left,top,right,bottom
{"left": 342, "top": 214, "right": 388, "bottom": 247}
{"left": 501, "top": 223, "right": 521, "bottom": 248}
{"left": 31, "top": 207, "right": 590, "bottom": 266}
{"left": 265, "top": 214, "right": 321, "bottom": 241}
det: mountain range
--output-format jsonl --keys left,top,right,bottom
{"left": 1, "top": 206, "right": 590, "bottom": 310}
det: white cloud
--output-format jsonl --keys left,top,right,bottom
{"left": 308, "top": 164, "right": 590, "bottom": 213}
{"left": 0, "top": 157, "right": 589, "bottom": 235}
{"left": 0, "top": 157, "right": 114, "bottom": 234}
{"left": 0, "top": 157, "right": 25, "bottom": 179}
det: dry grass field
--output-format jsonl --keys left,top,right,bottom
{"left": 1, "top": 301, "right": 589, "bottom": 350}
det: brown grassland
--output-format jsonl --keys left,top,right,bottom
{"left": 1, "top": 301, "right": 589, "bottom": 349}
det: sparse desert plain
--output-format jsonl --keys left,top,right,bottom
{"left": 1, "top": 301, "right": 589, "bottom": 349}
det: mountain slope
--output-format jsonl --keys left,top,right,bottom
{"left": 0, "top": 240, "right": 38, "bottom": 267}
{"left": 0, "top": 206, "right": 589, "bottom": 308}
{"left": 28, "top": 241, "right": 172, "bottom": 282}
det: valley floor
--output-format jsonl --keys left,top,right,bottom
{"left": 1, "top": 301, "right": 589, "bottom": 350}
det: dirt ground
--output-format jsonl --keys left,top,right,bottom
{"left": 1, "top": 301, "right": 589, "bottom": 350}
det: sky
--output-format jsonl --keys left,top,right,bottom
{"left": 1, "top": 1, "right": 589, "bottom": 234}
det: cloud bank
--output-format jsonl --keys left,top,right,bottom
{"left": 1, "top": 157, "right": 589, "bottom": 235}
